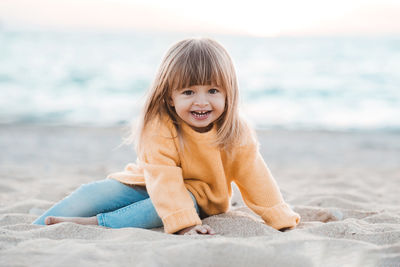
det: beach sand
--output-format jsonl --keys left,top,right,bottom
{"left": 0, "top": 124, "right": 399, "bottom": 266}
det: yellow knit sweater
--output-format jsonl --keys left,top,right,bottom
{"left": 108, "top": 116, "right": 300, "bottom": 234}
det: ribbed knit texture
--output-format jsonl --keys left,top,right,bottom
{"left": 108, "top": 115, "right": 300, "bottom": 233}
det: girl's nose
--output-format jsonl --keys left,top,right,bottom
{"left": 194, "top": 94, "right": 209, "bottom": 107}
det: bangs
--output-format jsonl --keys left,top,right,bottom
{"left": 167, "top": 42, "right": 228, "bottom": 91}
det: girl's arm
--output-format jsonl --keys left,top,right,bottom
{"left": 139, "top": 120, "right": 202, "bottom": 234}
{"left": 232, "top": 142, "right": 300, "bottom": 230}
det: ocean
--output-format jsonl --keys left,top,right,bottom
{"left": 1, "top": 29, "right": 399, "bottom": 131}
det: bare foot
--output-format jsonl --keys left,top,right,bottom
{"left": 45, "top": 216, "right": 98, "bottom": 225}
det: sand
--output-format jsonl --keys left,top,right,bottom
{"left": 0, "top": 124, "right": 399, "bottom": 266}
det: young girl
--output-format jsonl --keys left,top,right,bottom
{"left": 33, "top": 37, "right": 300, "bottom": 235}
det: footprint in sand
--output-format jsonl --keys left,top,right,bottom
{"left": 294, "top": 206, "right": 344, "bottom": 222}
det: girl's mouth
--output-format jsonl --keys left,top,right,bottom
{"left": 191, "top": 111, "right": 211, "bottom": 120}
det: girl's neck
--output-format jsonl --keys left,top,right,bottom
{"left": 190, "top": 123, "right": 214, "bottom": 133}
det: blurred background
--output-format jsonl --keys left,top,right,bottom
{"left": 0, "top": 0, "right": 399, "bottom": 131}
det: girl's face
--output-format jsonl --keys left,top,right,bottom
{"left": 170, "top": 85, "right": 226, "bottom": 133}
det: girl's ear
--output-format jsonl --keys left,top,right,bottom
{"left": 168, "top": 97, "right": 175, "bottom": 107}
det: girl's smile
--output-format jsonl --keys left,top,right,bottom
{"left": 170, "top": 85, "right": 226, "bottom": 133}
{"left": 190, "top": 110, "right": 211, "bottom": 120}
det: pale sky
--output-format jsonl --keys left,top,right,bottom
{"left": 1, "top": 0, "right": 399, "bottom": 36}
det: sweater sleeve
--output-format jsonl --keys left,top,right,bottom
{"left": 232, "top": 141, "right": 300, "bottom": 230}
{"left": 138, "top": 120, "right": 202, "bottom": 234}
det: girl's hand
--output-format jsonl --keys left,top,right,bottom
{"left": 176, "top": 224, "right": 216, "bottom": 235}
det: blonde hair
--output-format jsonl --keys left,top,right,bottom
{"left": 131, "top": 37, "right": 248, "bottom": 154}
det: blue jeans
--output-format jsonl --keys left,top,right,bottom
{"left": 32, "top": 178, "right": 200, "bottom": 229}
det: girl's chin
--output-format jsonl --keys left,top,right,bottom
{"left": 189, "top": 119, "right": 211, "bottom": 127}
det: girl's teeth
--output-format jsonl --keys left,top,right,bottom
{"left": 191, "top": 111, "right": 210, "bottom": 118}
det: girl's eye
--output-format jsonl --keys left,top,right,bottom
{"left": 182, "top": 90, "right": 194, "bottom": 95}
{"left": 209, "top": 88, "right": 219, "bottom": 94}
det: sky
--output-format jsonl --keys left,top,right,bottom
{"left": 1, "top": 0, "right": 400, "bottom": 36}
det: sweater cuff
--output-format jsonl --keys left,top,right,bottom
{"left": 261, "top": 202, "right": 301, "bottom": 230}
{"left": 162, "top": 208, "right": 202, "bottom": 234}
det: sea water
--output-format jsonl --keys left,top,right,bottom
{"left": 1, "top": 29, "right": 399, "bottom": 131}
